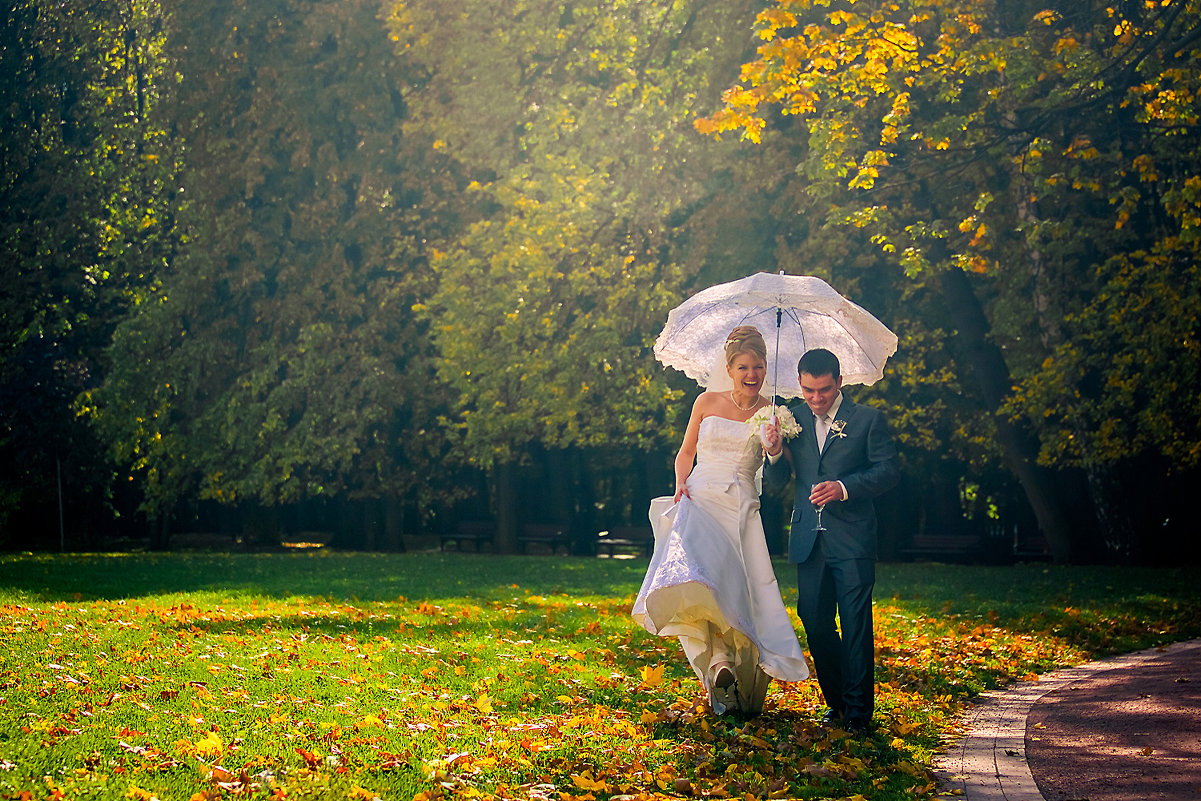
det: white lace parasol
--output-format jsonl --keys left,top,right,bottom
{"left": 653, "top": 272, "right": 898, "bottom": 397}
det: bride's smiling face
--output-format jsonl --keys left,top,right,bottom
{"left": 727, "top": 353, "right": 766, "bottom": 396}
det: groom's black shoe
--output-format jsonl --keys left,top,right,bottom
{"left": 819, "top": 709, "right": 844, "bottom": 727}
{"left": 844, "top": 716, "right": 873, "bottom": 736}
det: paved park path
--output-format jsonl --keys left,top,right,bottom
{"left": 934, "top": 639, "right": 1201, "bottom": 801}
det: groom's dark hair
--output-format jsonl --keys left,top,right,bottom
{"left": 798, "top": 348, "right": 841, "bottom": 379}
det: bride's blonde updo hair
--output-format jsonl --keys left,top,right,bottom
{"left": 724, "top": 325, "right": 767, "bottom": 367}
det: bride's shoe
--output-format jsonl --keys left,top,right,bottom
{"left": 714, "top": 665, "right": 736, "bottom": 690}
{"left": 711, "top": 664, "right": 739, "bottom": 715}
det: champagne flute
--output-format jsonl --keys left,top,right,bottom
{"left": 811, "top": 483, "right": 827, "bottom": 533}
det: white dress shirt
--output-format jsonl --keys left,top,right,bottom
{"left": 767, "top": 393, "right": 849, "bottom": 501}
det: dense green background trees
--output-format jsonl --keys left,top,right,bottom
{"left": 4, "top": 0, "right": 1199, "bottom": 562}
{"left": 388, "top": 0, "right": 763, "bottom": 549}
{"left": 95, "top": 0, "right": 470, "bottom": 549}
{"left": 1, "top": 0, "right": 177, "bottom": 548}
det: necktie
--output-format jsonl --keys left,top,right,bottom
{"left": 816, "top": 414, "right": 831, "bottom": 450}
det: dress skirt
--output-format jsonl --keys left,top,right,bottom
{"left": 632, "top": 416, "right": 808, "bottom": 714}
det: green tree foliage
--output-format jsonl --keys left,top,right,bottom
{"left": 96, "top": 0, "right": 464, "bottom": 534}
{"left": 388, "top": 0, "right": 763, "bottom": 467}
{"left": 416, "top": 160, "right": 682, "bottom": 466}
{"left": 386, "top": 0, "right": 791, "bottom": 549}
{"left": 698, "top": 0, "right": 1201, "bottom": 560}
{"left": 1, "top": 0, "right": 177, "bottom": 544}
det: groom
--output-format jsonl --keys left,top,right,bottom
{"left": 763, "top": 348, "right": 899, "bottom": 734}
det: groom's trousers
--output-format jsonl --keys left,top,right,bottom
{"left": 795, "top": 534, "right": 876, "bottom": 721}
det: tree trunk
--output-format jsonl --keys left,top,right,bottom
{"left": 544, "top": 448, "right": 572, "bottom": 523}
{"left": 242, "top": 503, "right": 281, "bottom": 549}
{"left": 494, "top": 461, "right": 518, "bottom": 553}
{"left": 329, "top": 497, "right": 363, "bottom": 550}
{"left": 361, "top": 499, "right": 380, "bottom": 552}
{"left": 1014, "top": 181, "right": 1133, "bottom": 560}
{"left": 937, "top": 265, "right": 1077, "bottom": 562}
{"left": 150, "top": 513, "right": 171, "bottom": 551}
{"left": 382, "top": 496, "right": 406, "bottom": 552}
{"left": 569, "top": 448, "right": 597, "bottom": 556}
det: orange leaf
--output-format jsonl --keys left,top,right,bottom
{"left": 295, "top": 748, "right": 322, "bottom": 769}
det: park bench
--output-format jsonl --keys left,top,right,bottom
{"left": 898, "top": 533, "right": 984, "bottom": 563}
{"left": 518, "top": 523, "right": 571, "bottom": 554}
{"left": 439, "top": 520, "right": 495, "bottom": 552}
{"left": 595, "top": 526, "right": 655, "bottom": 558}
{"left": 1013, "top": 533, "right": 1051, "bottom": 561}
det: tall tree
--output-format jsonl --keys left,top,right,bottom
{"left": 2, "top": 0, "right": 177, "bottom": 546}
{"left": 697, "top": 0, "right": 1201, "bottom": 561}
{"left": 97, "top": 0, "right": 464, "bottom": 545}
{"left": 387, "top": 0, "right": 767, "bottom": 549}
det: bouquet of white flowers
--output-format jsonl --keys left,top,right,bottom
{"left": 747, "top": 404, "right": 802, "bottom": 439}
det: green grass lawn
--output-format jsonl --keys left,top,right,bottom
{"left": 2, "top": 551, "right": 1199, "bottom": 801}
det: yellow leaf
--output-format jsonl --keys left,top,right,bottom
{"left": 571, "top": 771, "right": 610, "bottom": 791}
{"left": 639, "top": 664, "right": 665, "bottom": 687}
{"left": 474, "top": 694, "right": 494, "bottom": 714}
{"left": 194, "top": 731, "right": 223, "bottom": 757}
{"left": 126, "top": 788, "right": 157, "bottom": 801}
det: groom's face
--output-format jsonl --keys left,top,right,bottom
{"left": 799, "top": 371, "right": 842, "bottom": 418}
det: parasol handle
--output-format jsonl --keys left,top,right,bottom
{"left": 772, "top": 306, "right": 782, "bottom": 421}
{"left": 759, "top": 278, "right": 786, "bottom": 451}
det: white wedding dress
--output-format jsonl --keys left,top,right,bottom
{"left": 632, "top": 415, "right": 809, "bottom": 714}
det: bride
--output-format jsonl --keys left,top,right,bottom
{"left": 632, "top": 325, "right": 808, "bottom": 715}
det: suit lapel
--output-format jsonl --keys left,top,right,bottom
{"left": 817, "top": 399, "right": 858, "bottom": 466}
{"left": 785, "top": 399, "right": 820, "bottom": 465}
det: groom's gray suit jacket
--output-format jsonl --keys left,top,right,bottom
{"left": 764, "top": 396, "right": 900, "bottom": 563}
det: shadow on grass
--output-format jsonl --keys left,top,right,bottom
{"left": 0, "top": 550, "right": 649, "bottom": 603}
{"left": 3, "top": 552, "right": 1201, "bottom": 657}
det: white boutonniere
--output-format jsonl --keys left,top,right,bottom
{"left": 828, "top": 419, "right": 848, "bottom": 439}
{"left": 748, "top": 405, "right": 802, "bottom": 439}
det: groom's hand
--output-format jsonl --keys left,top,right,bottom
{"left": 809, "top": 481, "right": 844, "bottom": 506}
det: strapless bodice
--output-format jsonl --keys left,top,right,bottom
{"left": 690, "top": 415, "right": 763, "bottom": 490}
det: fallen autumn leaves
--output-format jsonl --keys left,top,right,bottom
{"left": 1, "top": 553, "right": 1199, "bottom": 800}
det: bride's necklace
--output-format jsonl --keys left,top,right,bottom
{"left": 729, "top": 390, "right": 760, "bottom": 411}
